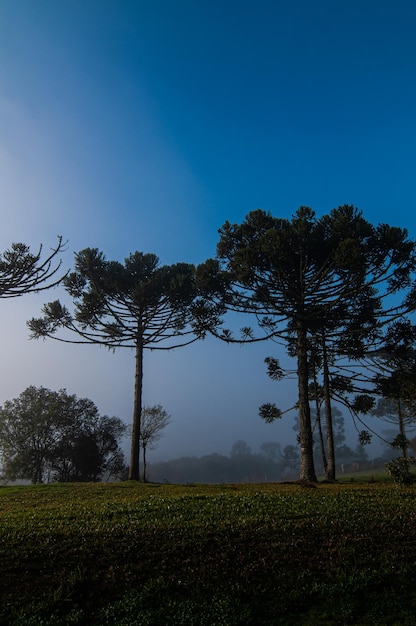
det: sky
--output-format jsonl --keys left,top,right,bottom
{"left": 1, "top": 0, "right": 415, "bottom": 464}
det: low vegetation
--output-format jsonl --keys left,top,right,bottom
{"left": 1, "top": 480, "right": 416, "bottom": 625}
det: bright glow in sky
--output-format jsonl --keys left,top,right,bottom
{"left": 1, "top": 0, "right": 415, "bottom": 462}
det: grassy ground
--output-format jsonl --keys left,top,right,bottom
{"left": 1, "top": 480, "right": 416, "bottom": 625}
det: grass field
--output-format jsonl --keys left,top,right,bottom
{"left": 1, "top": 480, "right": 416, "bottom": 625}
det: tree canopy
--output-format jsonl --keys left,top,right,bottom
{"left": 0, "top": 386, "right": 126, "bottom": 484}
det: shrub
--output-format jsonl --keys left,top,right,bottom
{"left": 385, "top": 456, "right": 416, "bottom": 486}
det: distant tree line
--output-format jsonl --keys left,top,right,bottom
{"left": 145, "top": 434, "right": 400, "bottom": 485}
{"left": 146, "top": 440, "right": 298, "bottom": 484}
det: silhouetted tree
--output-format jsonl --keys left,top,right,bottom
{"left": 140, "top": 405, "right": 171, "bottom": 482}
{"left": 28, "top": 249, "right": 200, "bottom": 481}
{"left": 0, "top": 386, "right": 126, "bottom": 483}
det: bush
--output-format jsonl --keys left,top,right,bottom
{"left": 385, "top": 456, "right": 416, "bottom": 486}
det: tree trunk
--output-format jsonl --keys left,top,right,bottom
{"left": 322, "top": 331, "right": 336, "bottom": 481}
{"left": 143, "top": 444, "right": 147, "bottom": 482}
{"left": 312, "top": 372, "right": 327, "bottom": 473}
{"left": 129, "top": 340, "right": 143, "bottom": 481}
{"left": 398, "top": 399, "right": 408, "bottom": 459}
{"left": 297, "top": 321, "right": 317, "bottom": 482}
{"left": 315, "top": 404, "right": 327, "bottom": 474}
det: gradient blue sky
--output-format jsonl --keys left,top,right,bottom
{"left": 1, "top": 0, "right": 415, "bottom": 463}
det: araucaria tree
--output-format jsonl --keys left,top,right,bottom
{"left": 28, "top": 249, "right": 199, "bottom": 480}
{"left": 200, "top": 206, "right": 416, "bottom": 481}
{"left": 0, "top": 237, "right": 66, "bottom": 298}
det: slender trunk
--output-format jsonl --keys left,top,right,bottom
{"left": 315, "top": 404, "right": 327, "bottom": 474}
{"left": 398, "top": 399, "right": 407, "bottom": 459}
{"left": 322, "top": 330, "right": 336, "bottom": 481}
{"left": 129, "top": 340, "right": 143, "bottom": 481}
{"left": 143, "top": 444, "right": 147, "bottom": 482}
{"left": 297, "top": 321, "right": 317, "bottom": 482}
{"left": 313, "top": 372, "right": 327, "bottom": 473}
{"left": 34, "top": 460, "right": 44, "bottom": 484}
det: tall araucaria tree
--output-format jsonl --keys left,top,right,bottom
{"left": 198, "top": 206, "right": 416, "bottom": 482}
{"left": 28, "top": 249, "right": 201, "bottom": 481}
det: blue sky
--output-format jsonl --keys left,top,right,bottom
{"left": 1, "top": 0, "right": 415, "bottom": 464}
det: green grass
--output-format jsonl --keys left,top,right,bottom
{"left": 1, "top": 481, "right": 416, "bottom": 625}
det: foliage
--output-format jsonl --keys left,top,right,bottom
{"left": 386, "top": 456, "right": 416, "bottom": 486}
{"left": 391, "top": 433, "right": 410, "bottom": 451}
{"left": 140, "top": 405, "right": 171, "bottom": 450}
{"left": 0, "top": 237, "right": 66, "bottom": 298}
{"left": 408, "top": 436, "right": 416, "bottom": 455}
{"left": 1, "top": 482, "right": 416, "bottom": 624}
{"left": 140, "top": 405, "right": 171, "bottom": 482}
{"left": 259, "top": 402, "right": 282, "bottom": 423}
{"left": 358, "top": 430, "right": 372, "bottom": 446}
{"left": 0, "top": 387, "right": 126, "bottom": 483}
